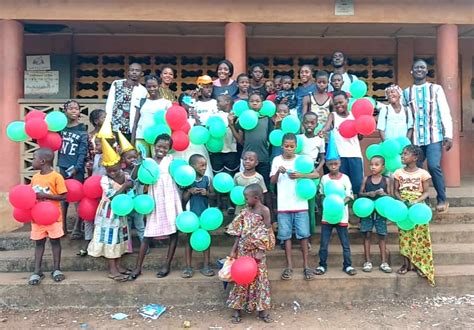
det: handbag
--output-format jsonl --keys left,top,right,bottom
{"left": 218, "top": 256, "right": 235, "bottom": 282}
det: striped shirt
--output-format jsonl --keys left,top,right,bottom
{"left": 403, "top": 83, "right": 453, "bottom": 146}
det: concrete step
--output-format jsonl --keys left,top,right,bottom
{"left": 1, "top": 243, "right": 472, "bottom": 273}
{"left": 1, "top": 264, "right": 473, "bottom": 308}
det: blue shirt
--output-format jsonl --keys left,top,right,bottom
{"left": 189, "top": 176, "right": 210, "bottom": 217}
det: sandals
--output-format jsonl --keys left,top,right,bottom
{"left": 416, "top": 268, "right": 427, "bottom": 278}
{"left": 199, "top": 266, "right": 215, "bottom": 277}
{"left": 127, "top": 270, "right": 142, "bottom": 281}
{"left": 28, "top": 273, "right": 45, "bottom": 285}
{"left": 231, "top": 311, "right": 242, "bottom": 324}
{"left": 258, "top": 312, "right": 272, "bottom": 323}
{"left": 363, "top": 261, "right": 373, "bottom": 272}
{"left": 344, "top": 266, "right": 357, "bottom": 276}
{"left": 397, "top": 265, "right": 411, "bottom": 275}
{"left": 156, "top": 266, "right": 170, "bottom": 278}
{"left": 108, "top": 273, "right": 129, "bottom": 282}
{"left": 76, "top": 249, "right": 88, "bottom": 257}
{"left": 314, "top": 266, "right": 326, "bottom": 275}
{"left": 303, "top": 268, "right": 315, "bottom": 281}
{"left": 119, "top": 268, "right": 132, "bottom": 275}
{"left": 281, "top": 268, "right": 293, "bottom": 280}
{"left": 380, "top": 262, "right": 393, "bottom": 273}
{"left": 436, "top": 202, "right": 449, "bottom": 214}
{"left": 181, "top": 267, "right": 194, "bottom": 279}
{"left": 51, "top": 270, "right": 65, "bottom": 282}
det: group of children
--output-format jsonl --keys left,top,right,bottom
{"left": 26, "top": 62, "right": 435, "bottom": 324}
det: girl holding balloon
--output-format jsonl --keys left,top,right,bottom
{"left": 226, "top": 184, "right": 275, "bottom": 324}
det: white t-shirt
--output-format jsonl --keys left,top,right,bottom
{"left": 195, "top": 99, "right": 218, "bottom": 125}
{"left": 333, "top": 112, "right": 362, "bottom": 158}
{"left": 135, "top": 98, "right": 172, "bottom": 139}
{"left": 376, "top": 102, "right": 414, "bottom": 140}
{"left": 270, "top": 155, "right": 309, "bottom": 212}
{"left": 319, "top": 173, "right": 353, "bottom": 225}
{"left": 299, "top": 134, "right": 325, "bottom": 163}
{"left": 328, "top": 72, "right": 359, "bottom": 93}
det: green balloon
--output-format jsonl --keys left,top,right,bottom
{"left": 260, "top": 100, "right": 276, "bottom": 117}
{"left": 176, "top": 211, "right": 200, "bottom": 233}
{"left": 396, "top": 136, "right": 411, "bottom": 153}
{"left": 349, "top": 80, "right": 368, "bottom": 99}
{"left": 230, "top": 186, "right": 246, "bottom": 206}
{"left": 6, "top": 121, "right": 28, "bottom": 142}
{"left": 374, "top": 196, "right": 395, "bottom": 218}
{"left": 408, "top": 203, "right": 433, "bottom": 225}
{"left": 239, "top": 110, "right": 259, "bottom": 130}
{"left": 153, "top": 110, "right": 167, "bottom": 125}
{"left": 190, "top": 228, "right": 211, "bottom": 252}
{"left": 382, "top": 139, "right": 401, "bottom": 159}
{"left": 206, "top": 137, "right": 224, "bottom": 153}
{"left": 169, "top": 159, "right": 188, "bottom": 177}
{"left": 45, "top": 111, "right": 68, "bottom": 132}
{"left": 385, "top": 200, "right": 408, "bottom": 223}
{"left": 296, "top": 178, "right": 317, "bottom": 200}
{"left": 269, "top": 129, "right": 284, "bottom": 147}
{"left": 323, "top": 209, "right": 344, "bottom": 224}
{"left": 366, "top": 144, "right": 383, "bottom": 160}
{"left": 207, "top": 116, "right": 227, "bottom": 138}
{"left": 133, "top": 194, "right": 155, "bottom": 215}
{"left": 295, "top": 155, "right": 314, "bottom": 174}
{"left": 353, "top": 198, "right": 375, "bottom": 218}
{"left": 174, "top": 165, "right": 196, "bottom": 187}
{"left": 189, "top": 126, "right": 210, "bottom": 145}
{"left": 213, "top": 172, "right": 235, "bottom": 193}
{"left": 397, "top": 218, "right": 416, "bottom": 231}
{"left": 143, "top": 124, "right": 171, "bottom": 144}
{"left": 200, "top": 207, "right": 224, "bottom": 231}
{"left": 232, "top": 100, "right": 249, "bottom": 117}
{"left": 295, "top": 135, "right": 304, "bottom": 154}
{"left": 314, "top": 123, "right": 324, "bottom": 135}
{"left": 348, "top": 98, "right": 356, "bottom": 112}
{"left": 111, "top": 194, "right": 134, "bottom": 216}
{"left": 386, "top": 156, "right": 403, "bottom": 172}
{"left": 138, "top": 158, "right": 160, "bottom": 184}
{"left": 324, "top": 180, "right": 345, "bottom": 198}
{"left": 281, "top": 115, "right": 301, "bottom": 134}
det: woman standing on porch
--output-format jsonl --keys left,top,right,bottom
{"left": 212, "top": 59, "right": 238, "bottom": 99}
{"left": 158, "top": 66, "right": 176, "bottom": 102}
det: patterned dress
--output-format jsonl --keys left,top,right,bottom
{"left": 87, "top": 174, "right": 131, "bottom": 259}
{"left": 393, "top": 168, "right": 435, "bottom": 286}
{"left": 111, "top": 80, "right": 134, "bottom": 135}
{"left": 226, "top": 209, "right": 275, "bottom": 312}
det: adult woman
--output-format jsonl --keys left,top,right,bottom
{"left": 376, "top": 85, "right": 413, "bottom": 141}
{"left": 248, "top": 64, "right": 268, "bottom": 99}
{"left": 158, "top": 66, "right": 176, "bottom": 101}
{"left": 212, "top": 60, "right": 238, "bottom": 99}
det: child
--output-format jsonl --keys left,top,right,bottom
{"left": 86, "top": 109, "right": 106, "bottom": 176}
{"left": 328, "top": 73, "right": 351, "bottom": 98}
{"left": 58, "top": 100, "right": 88, "bottom": 238}
{"left": 271, "top": 103, "right": 290, "bottom": 159}
{"left": 315, "top": 157, "right": 357, "bottom": 276}
{"left": 393, "top": 145, "right": 435, "bottom": 286}
{"left": 234, "top": 73, "right": 250, "bottom": 102}
{"left": 87, "top": 139, "right": 133, "bottom": 281}
{"left": 377, "top": 84, "right": 413, "bottom": 141}
{"left": 265, "top": 80, "right": 277, "bottom": 103}
{"left": 129, "top": 134, "right": 182, "bottom": 280}
{"left": 359, "top": 156, "right": 392, "bottom": 273}
{"left": 323, "top": 91, "right": 363, "bottom": 195}
{"left": 227, "top": 184, "right": 275, "bottom": 324}
{"left": 182, "top": 154, "right": 215, "bottom": 278}
{"left": 131, "top": 75, "right": 172, "bottom": 157}
{"left": 195, "top": 75, "right": 218, "bottom": 125}
{"left": 302, "top": 71, "right": 332, "bottom": 133}
{"left": 234, "top": 151, "right": 268, "bottom": 215}
{"left": 275, "top": 75, "right": 297, "bottom": 116}
{"left": 248, "top": 64, "right": 267, "bottom": 98}
{"left": 28, "top": 148, "right": 67, "bottom": 285}
{"left": 295, "top": 65, "right": 316, "bottom": 118}
{"left": 270, "top": 133, "right": 319, "bottom": 281}
{"left": 274, "top": 75, "right": 282, "bottom": 92}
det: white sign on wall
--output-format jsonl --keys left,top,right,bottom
{"left": 24, "top": 71, "right": 59, "bottom": 95}
{"left": 335, "top": 0, "right": 354, "bottom": 16}
{"left": 26, "top": 55, "right": 51, "bottom": 71}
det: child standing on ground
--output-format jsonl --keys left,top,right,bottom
{"left": 129, "top": 134, "right": 182, "bottom": 280}
{"left": 182, "top": 154, "right": 215, "bottom": 278}
{"left": 393, "top": 145, "right": 435, "bottom": 286}
{"left": 275, "top": 75, "right": 297, "bottom": 116}
{"left": 271, "top": 133, "right": 319, "bottom": 281}
{"left": 359, "top": 156, "right": 392, "bottom": 273}
{"left": 28, "top": 148, "right": 67, "bottom": 285}
{"left": 227, "top": 184, "right": 275, "bottom": 324}
{"left": 315, "top": 157, "right": 357, "bottom": 276}
{"left": 234, "top": 73, "right": 250, "bottom": 102}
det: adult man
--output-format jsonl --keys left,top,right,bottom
{"left": 328, "top": 51, "right": 358, "bottom": 93}
{"left": 403, "top": 59, "right": 453, "bottom": 212}
{"left": 105, "top": 62, "right": 147, "bottom": 140}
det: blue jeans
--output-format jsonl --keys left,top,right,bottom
{"left": 318, "top": 224, "right": 352, "bottom": 270}
{"left": 417, "top": 142, "right": 446, "bottom": 204}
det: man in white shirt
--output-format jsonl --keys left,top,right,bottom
{"left": 105, "top": 62, "right": 147, "bottom": 140}
{"left": 328, "top": 51, "right": 359, "bottom": 93}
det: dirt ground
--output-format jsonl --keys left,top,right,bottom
{"left": 0, "top": 295, "right": 473, "bottom": 329}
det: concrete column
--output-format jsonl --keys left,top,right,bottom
{"left": 437, "top": 24, "right": 461, "bottom": 187}
{"left": 396, "top": 38, "right": 414, "bottom": 88}
{"left": 225, "top": 22, "right": 246, "bottom": 78}
{"left": 0, "top": 20, "right": 24, "bottom": 232}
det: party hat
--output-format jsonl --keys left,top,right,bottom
{"left": 325, "top": 131, "right": 340, "bottom": 161}
{"left": 96, "top": 114, "right": 114, "bottom": 139}
{"left": 101, "top": 138, "right": 121, "bottom": 166}
{"left": 117, "top": 131, "right": 135, "bottom": 154}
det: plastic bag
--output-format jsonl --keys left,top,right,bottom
{"left": 218, "top": 256, "right": 235, "bottom": 282}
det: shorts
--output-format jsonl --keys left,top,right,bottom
{"left": 31, "top": 221, "right": 64, "bottom": 240}
{"left": 360, "top": 213, "right": 387, "bottom": 236}
{"left": 277, "top": 211, "right": 310, "bottom": 240}
{"left": 210, "top": 152, "right": 240, "bottom": 174}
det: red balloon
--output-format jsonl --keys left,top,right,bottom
{"left": 338, "top": 120, "right": 357, "bottom": 138}
{"left": 165, "top": 105, "right": 188, "bottom": 130}
{"left": 351, "top": 99, "right": 374, "bottom": 119}
{"left": 65, "top": 179, "right": 84, "bottom": 202}
{"left": 9, "top": 184, "right": 36, "bottom": 210}
{"left": 31, "top": 201, "right": 60, "bottom": 226}
{"left": 356, "top": 115, "right": 376, "bottom": 136}
{"left": 37, "top": 132, "right": 62, "bottom": 151}
{"left": 78, "top": 198, "right": 99, "bottom": 221}
{"left": 171, "top": 130, "right": 190, "bottom": 151}
{"left": 231, "top": 256, "right": 258, "bottom": 285}
{"left": 25, "top": 110, "right": 46, "bottom": 122}
{"left": 25, "top": 118, "right": 48, "bottom": 140}
{"left": 13, "top": 208, "right": 32, "bottom": 223}
{"left": 83, "top": 175, "right": 103, "bottom": 199}
{"left": 180, "top": 121, "right": 191, "bottom": 134}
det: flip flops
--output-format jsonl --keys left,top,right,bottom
{"left": 28, "top": 273, "right": 45, "bottom": 285}
{"left": 51, "top": 270, "right": 65, "bottom": 282}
